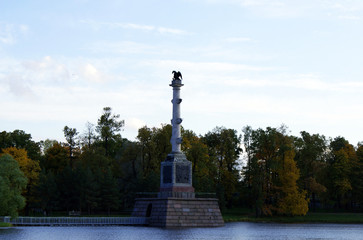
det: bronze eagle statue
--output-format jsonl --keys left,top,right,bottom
{"left": 172, "top": 71, "right": 182, "bottom": 80}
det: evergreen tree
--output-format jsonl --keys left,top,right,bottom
{"left": 99, "top": 168, "right": 120, "bottom": 215}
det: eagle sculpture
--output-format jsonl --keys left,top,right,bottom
{"left": 172, "top": 71, "right": 182, "bottom": 80}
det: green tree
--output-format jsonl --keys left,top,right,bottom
{"left": 2, "top": 147, "right": 41, "bottom": 212}
{"left": 0, "top": 154, "right": 27, "bottom": 218}
{"left": 202, "top": 127, "right": 242, "bottom": 208}
{"left": 57, "top": 165, "right": 80, "bottom": 211}
{"left": 326, "top": 137, "right": 356, "bottom": 209}
{"left": 353, "top": 145, "right": 363, "bottom": 208}
{"left": 77, "top": 166, "right": 99, "bottom": 215}
{"left": 37, "top": 170, "right": 59, "bottom": 215}
{"left": 182, "top": 129, "right": 215, "bottom": 192}
{"left": 0, "top": 130, "right": 41, "bottom": 161}
{"left": 136, "top": 124, "right": 172, "bottom": 179}
{"left": 137, "top": 126, "right": 156, "bottom": 177}
{"left": 293, "top": 131, "right": 327, "bottom": 210}
{"left": 63, "top": 126, "right": 79, "bottom": 167}
{"left": 99, "top": 168, "right": 120, "bottom": 215}
{"left": 96, "top": 107, "right": 125, "bottom": 157}
{"left": 242, "top": 126, "right": 308, "bottom": 216}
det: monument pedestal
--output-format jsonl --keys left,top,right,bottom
{"left": 132, "top": 197, "right": 224, "bottom": 228}
{"left": 132, "top": 152, "right": 224, "bottom": 228}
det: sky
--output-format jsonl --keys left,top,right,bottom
{"left": 1, "top": 0, "right": 363, "bottom": 145}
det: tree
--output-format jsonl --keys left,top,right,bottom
{"left": 0, "top": 130, "right": 41, "bottom": 162}
{"left": 136, "top": 124, "right": 172, "bottom": 180}
{"left": 42, "top": 142, "right": 68, "bottom": 174}
{"left": 202, "top": 127, "right": 242, "bottom": 208}
{"left": 39, "top": 139, "right": 58, "bottom": 155}
{"left": 99, "top": 168, "right": 120, "bottom": 215}
{"left": 2, "top": 147, "right": 41, "bottom": 211}
{"left": 276, "top": 150, "right": 309, "bottom": 216}
{"left": 37, "top": 170, "right": 59, "bottom": 215}
{"left": 293, "top": 131, "right": 327, "bottom": 210}
{"left": 57, "top": 165, "right": 80, "bottom": 211}
{"left": 96, "top": 107, "right": 125, "bottom": 156}
{"left": 78, "top": 167, "right": 99, "bottom": 215}
{"left": 80, "top": 122, "right": 96, "bottom": 149}
{"left": 63, "top": 126, "right": 79, "bottom": 167}
{"left": 0, "top": 154, "right": 27, "bottom": 218}
{"left": 2, "top": 147, "right": 40, "bottom": 187}
{"left": 325, "top": 137, "right": 356, "bottom": 209}
{"left": 242, "top": 126, "right": 308, "bottom": 216}
{"left": 182, "top": 129, "right": 215, "bottom": 192}
{"left": 353, "top": 145, "right": 363, "bottom": 208}
{"left": 137, "top": 126, "right": 156, "bottom": 177}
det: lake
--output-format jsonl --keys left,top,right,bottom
{"left": 1, "top": 222, "right": 363, "bottom": 240}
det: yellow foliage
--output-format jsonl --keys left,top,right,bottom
{"left": 2, "top": 147, "right": 41, "bottom": 190}
{"left": 276, "top": 150, "right": 309, "bottom": 216}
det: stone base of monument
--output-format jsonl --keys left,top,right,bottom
{"left": 132, "top": 197, "right": 224, "bottom": 228}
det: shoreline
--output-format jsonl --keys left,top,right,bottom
{"left": 223, "top": 212, "right": 363, "bottom": 224}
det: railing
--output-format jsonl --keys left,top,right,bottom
{"left": 135, "top": 192, "right": 217, "bottom": 198}
{"left": 1, "top": 216, "right": 149, "bottom": 226}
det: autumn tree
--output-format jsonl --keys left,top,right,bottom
{"left": 42, "top": 142, "right": 68, "bottom": 174}
{"left": 0, "top": 130, "right": 41, "bottom": 162}
{"left": 276, "top": 150, "right": 309, "bottom": 216}
{"left": 0, "top": 154, "right": 27, "bottom": 218}
{"left": 2, "top": 147, "right": 41, "bottom": 211}
{"left": 242, "top": 126, "right": 308, "bottom": 216}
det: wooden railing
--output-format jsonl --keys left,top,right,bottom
{"left": 1, "top": 216, "right": 149, "bottom": 226}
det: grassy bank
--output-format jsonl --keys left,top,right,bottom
{"left": 222, "top": 208, "right": 363, "bottom": 224}
{"left": 0, "top": 222, "right": 12, "bottom": 227}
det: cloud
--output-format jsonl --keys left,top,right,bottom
{"left": 338, "top": 15, "right": 360, "bottom": 20}
{"left": 218, "top": 73, "right": 363, "bottom": 93}
{"left": 80, "top": 20, "right": 188, "bottom": 35}
{"left": 198, "top": 0, "right": 363, "bottom": 19}
{"left": 2, "top": 74, "right": 35, "bottom": 98}
{"left": 84, "top": 41, "right": 157, "bottom": 55}
{"left": 22, "top": 56, "right": 71, "bottom": 85}
{"left": 224, "top": 37, "right": 252, "bottom": 43}
{"left": 126, "top": 118, "right": 147, "bottom": 130}
{"left": 0, "top": 22, "right": 29, "bottom": 44}
{"left": 79, "top": 63, "right": 109, "bottom": 83}
{"left": 0, "top": 56, "right": 117, "bottom": 102}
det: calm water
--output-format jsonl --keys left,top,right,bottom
{"left": 1, "top": 222, "right": 363, "bottom": 240}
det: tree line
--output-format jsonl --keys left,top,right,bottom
{"left": 1, "top": 107, "right": 363, "bottom": 218}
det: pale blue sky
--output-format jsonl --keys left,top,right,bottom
{"left": 1, "top": 0, "right": 363, "bottom": 145}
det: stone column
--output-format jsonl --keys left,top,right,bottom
{"left": 170, "top": 79, "right": 183, "bottom": 153}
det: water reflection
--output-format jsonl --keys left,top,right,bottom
{"left": 1, "top": 222, "right": 363, "bottom": 240}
